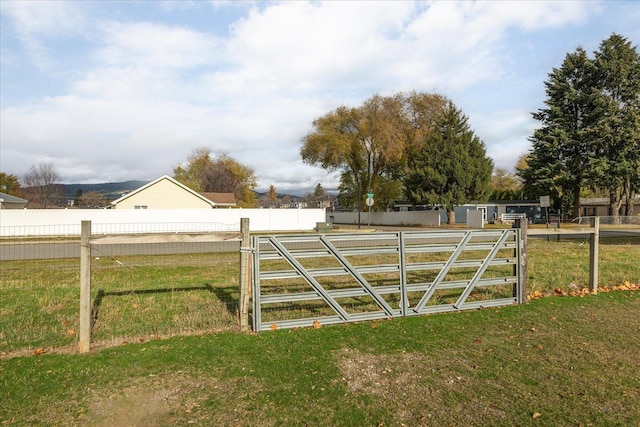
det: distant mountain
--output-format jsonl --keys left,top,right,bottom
{"left": 62, "top": 180, "right": 149, "bottom": 201}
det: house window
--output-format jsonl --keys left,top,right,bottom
{"left": 134, "top": 205, "right": 148, "bottom": 209}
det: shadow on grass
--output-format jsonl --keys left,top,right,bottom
{"left": 91, "top": 284, "right": 239, "bottom": 331}
{"left": 600, "top": 236, "right": 640, "bottom": 246}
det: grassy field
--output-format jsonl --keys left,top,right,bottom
{"left": 1, "top": 291, "right": 639, "bottom": 426}
{"left": 1, "top": 233, "right": 639, "bottom": 425}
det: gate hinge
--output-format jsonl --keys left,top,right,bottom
{"left": 240, "top": 246, "right": 255, "bottom": 253}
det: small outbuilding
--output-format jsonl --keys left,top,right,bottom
{"left": 110, "top": 175, "right": 236, "bottom": 209}
{"left": 0, "top": 192, "right": 28, "bottom": 209}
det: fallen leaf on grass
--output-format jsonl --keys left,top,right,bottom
{"left": 270, "top": 324, "right": 278, "bottom": 331}
{"left": 528, "top": 290, "right": 544, "bottom": 300}
{"left": 68, "top": 329, "right": 76, "bottom": 336}
{"left": 528, "top": 282, "right": 639, "bottom": 301}
{"left": 533, "top": 412, "right": 542, "bottom": 419}
{"left": 312, "top": 320, "right": 322, "bottom": 329}
{"left": 34, "top": 348, "right": 47, "bottom": 355}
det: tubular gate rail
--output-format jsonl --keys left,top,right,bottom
{"left": 252, "top": 229, "right": 522, "bottom": 331}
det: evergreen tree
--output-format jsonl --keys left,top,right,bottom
{"left": 404, "top": 102, "right": 493, "bottom": 224}
{"left": 590, "top": 34, "right": 640, "bottom": 217}
{"left": 74, "top": 188, "right": 83, "bottom": 206}
{"left": 0, "top": 172, "right": 22, "bottom": 197}
{"left": 521, "top": 47, "right": 595, "bottom": 216}
{"left": 312, "top": 183, "right": 325, "bottom": 207}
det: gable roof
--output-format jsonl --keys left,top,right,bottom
{"left": 0, "top": 192, "right": 28, "bottom": 204}
{"left": 110, "top": 175, "right": 216, "bottom": 207}
{"left": 200, "top": 192, "right": 236, "bottom": 206}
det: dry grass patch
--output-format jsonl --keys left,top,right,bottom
{"left": 18, "top": 370, "right": 267, "bottom": 427}
{"left": 334, "top": 348, "right": 508, "bottom": 426}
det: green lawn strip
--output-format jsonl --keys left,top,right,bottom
{"left": 2, "top": 291, "right": 639, "bottom": 426}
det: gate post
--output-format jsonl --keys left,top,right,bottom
{"left": 239, "top": 218, "right": 251, "bottom": 331}
{"left": 589, "top": 217, "right": 599, "bottom": 294}
{"left": 514, "top": 219, "right": 528, "bottom": 303}
{"left": 79, "top": 220, "right": 91, "bottom": 353}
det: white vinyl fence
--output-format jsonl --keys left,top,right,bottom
{"left": 0, "top": 208, "right": 326, "bottom": 237}
{"left": 327, "top": 210, "right": 441, "bottom": 227}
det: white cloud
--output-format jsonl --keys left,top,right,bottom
{"left": 96, "top": 21, "right": 221, "bottom": 70}
{"left": 0, "top": 0, "right": 86, "bottom": 70}
{"left": 0, "top": 0, "right": 633, "bottom": 195}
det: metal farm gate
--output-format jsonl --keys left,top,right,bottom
{"left": 252, "top": 229, "right": 522, "bottom": 331}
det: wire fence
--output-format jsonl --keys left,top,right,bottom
{"left": 574, "top": 216, "right": 640, "bottom": 226}
{"left": 0, "top": 225, "right": 242, "bottom": 353}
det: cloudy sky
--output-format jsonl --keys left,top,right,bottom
{"left": 1, "top": 1, "right": 638, "bottom": 194}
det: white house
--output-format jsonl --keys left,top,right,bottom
{"left": 110, "top": 175, "right": 236, "bottom": 209}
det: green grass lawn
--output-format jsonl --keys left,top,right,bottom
{"left": 1, "top": 292, "right": 639, "bottom": 426}
{"left": 527, "top": 237, "right": 640, "bottom": 293}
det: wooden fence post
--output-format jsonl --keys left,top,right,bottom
{"left": 239, "top": 218, "right": 251, "bottom": 332}
{"left": 589, "top": 217, "right": 600, "bottom": 294}
{"left": 514, "top": 218, "right": 528, "bottom": 303}
{"left": 79, "top": 220, "right": 91, "bottom": 353}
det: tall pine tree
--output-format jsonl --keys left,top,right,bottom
{"left": 522, "top": 48, "right": 594, "bottom": 216}
{"left": 522, "top": 33, "right": 639, "bottom": 219}
{"left": 590, "top": 34, "right": 640, "bottom": 217}
{"left": 404, "top": 102, "right": 493, "bottom": 224}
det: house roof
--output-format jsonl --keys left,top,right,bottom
{"left": 200, "top": 192, "right": 236, "bottom": 206}
{"left": 0, "top": 192, "right": 28, "bottom": 204}
{"left": 110, "top": 175, "right": 216, "bottom": 207}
